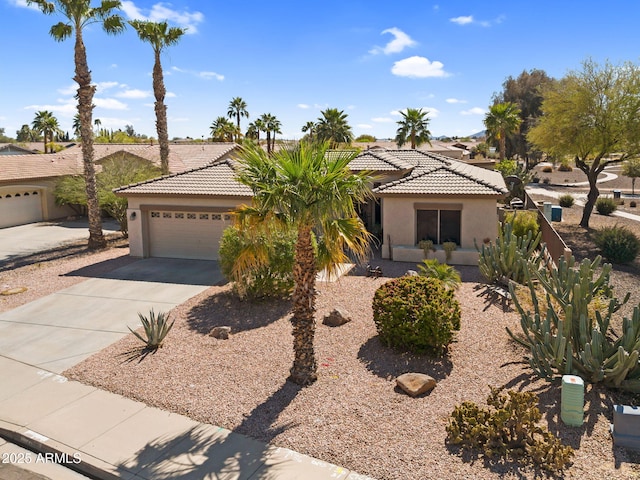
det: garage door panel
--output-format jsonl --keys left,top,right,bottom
{"left": 0, "top": 190, "right": 43, "bottom": 228}
{"left": 148, "top": 211, "right": 230, "bottom": 260}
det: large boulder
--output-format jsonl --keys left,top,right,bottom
{"left": 322, "top": 308, "right": 352, "bottom": 327}
{"left": 396, "top": 373, "right": 437, "bottom": 397}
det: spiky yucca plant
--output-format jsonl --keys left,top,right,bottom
{"left": 128, "top": 309, "right": 175, "bottom": 350}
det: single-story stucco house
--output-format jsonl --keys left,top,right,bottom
{"left": 0, "top": 142, "right": 238, "bottom": 229}
{"left": 116, "top": 149, "right": 507, "bottom": 265}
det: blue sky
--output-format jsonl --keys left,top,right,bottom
{"left": 2, "top": 1, "right": 640, "bottom": 141}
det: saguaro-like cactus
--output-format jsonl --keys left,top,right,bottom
{"left": 510, "top": 255, "right": 640, "bottom": 392}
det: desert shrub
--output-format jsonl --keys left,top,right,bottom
{"left": 219, "top": 225, "right": 296, "bottom": 299}
{"left": 558, "top": 194, "right": 575, "bottom": 208}
{"left": 418, "top": 239, "right": 435, "bottom": 257}
{"left": 446, "top": 387, "right": 573, "bottom": 473}
{"left": 494, "top": 158, "right": 518, "bottom": 176}
{"left": 442, "top": 241, "right": 457, "bottom": 262}
{"left": 531, "top": 175, "right": 540, "bottom": 184}
{"left": 631, "top": 200, "right": 637, "bottom": 208}
{"left": 594, "top": 225, "right": 640, "bottom": 264}
{"left": 541, "top": 165, "right": 553, "bottom": 173}
{"left": 417, "top": 259, "right": 461, "bottom": 290}
{"left": 542, "top": 177, "right": 550, "bottom": 184}
{"left": 128, "top": 309, "right": 174, "bottom": 350}
{"left": 504, "top": 210, "right": 539, "bottom": 238}
{"left": 595, "top": 197, "right": 617, "bottom": 215}
{"left": 557, "top": 162, "right": 573, "bottom": 172}
{"left": 372, "top": 276, "right": 461, "bottom": 355}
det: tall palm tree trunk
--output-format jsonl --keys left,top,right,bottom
{"left": 289, "top": 225, "right": 318, "bottom": 385}
{"left": 74, "top": 30, "right": 105, "bottom": 250}
{"left": 153, "top": 50, "right": 170, "bottom": 175}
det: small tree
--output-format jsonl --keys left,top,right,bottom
{"left": 623, "top": 157, "right": 640, "bottom": 195}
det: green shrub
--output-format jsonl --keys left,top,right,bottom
{"left": 128, "top": 309, "right": 174, "bottom": 350}
{"left": 446, "top": 387, "right": 574, "bottom": 473}
{"left": 594, "top": 225, "right": 640, "bottom": 264}
{"left": 372, "top": 276, "right": 461, "bottom": 355}
{"left": 219, "top": 225, "right": 296, "bottom": 299}
{"left": 417, "top": 259, "right": 461, "bottom": 290}
{"left": 504, "top": 210, "right": 539, "bottom": 238}
{"left": 418, "top": 239, "right": 435, "bottom": 257}
{"left": 494, "top": 158, "right": 518, "bottom": 176}
{"left": 442, "top": 241, "right": 457, "bottom": 262}
{"left": 595, "top": 197, "right": 617, "bottom": 215}
{"left": 558, "top": 194, "right": 575, "bottom": 208}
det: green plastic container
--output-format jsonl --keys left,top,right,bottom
{"left": 561, "top": 375, "right": 584, "bottom": 427}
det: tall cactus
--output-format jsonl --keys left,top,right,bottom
{"left": 509, "top": 255, "right": 640, "bottom": 392}
{"left": 476, "top": 221, "right": 545, "bottom": 286}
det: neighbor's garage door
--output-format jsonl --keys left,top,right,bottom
{"left": 148, "top": 210, "right": 231, "bottom": 260}
{"left": 0, "top": 189, "right": 43, "bottom": 228}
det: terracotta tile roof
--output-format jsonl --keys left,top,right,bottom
{"left": 373, "top": 156, "right": 508, "bottom": 196}
{"left": 0, "top": 143, "right": 238, "bottom": 183}
{"left": 347, "top": 149, "right": 415, "bottom": 171}
{"left": 114, "top": 158, "right": 253, "bottom": 197}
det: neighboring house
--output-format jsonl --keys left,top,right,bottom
{"left": 0, "top": 144, "right": 38, "bottom": 155}
{"left": 0, "top": 143, "right": 238, "bottom": 229}
{"left": 116, "top": 149, "right": 507, "bottom": 264}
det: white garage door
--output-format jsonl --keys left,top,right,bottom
{"left": 148, "top": 210, "right": 232, "bottom": 260}
{"left": 0, "top": 189, "right": 43, "bottom": 228}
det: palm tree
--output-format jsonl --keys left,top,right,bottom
{"left": 233, "top": 141, "right": 373, "bottom": 385}
{"left": 130, "top": 20, "right": 186, "bottom": 175}
{"left": 28, "top": 0, "right": 125, "bottom": 250}
{"left": 227, "top": 97, "right": 249, "bottom": 143}
{"left": 258, "top": 113, "right": 281, "bottom": 154}
{"left": 484, "top": 102, "right": 522, "bottom": 162}
{"left": 301, "top": 121, "right": 316, "bottom": 142}
{"left": 395, "top": 108, "right": 432, "bottom": 149}
{"left": 315, "top": 108, "right": 353, "bottom": 147}
{"left": 210, "top": 116, "right": 237, "bottom": 142}
{"left": 32, "top": 110, "right": 62, "bottom": 153}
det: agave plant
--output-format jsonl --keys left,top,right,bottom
{"left": 417, "top": 258, "right": 461, "bottom": 290}
{"left": 128, "top": 309, "right": 175, "bottom": 350}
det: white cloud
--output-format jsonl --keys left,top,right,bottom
{"left": 424, "top": 107, "right": 440, "bottom": 118}
{"left": 93, "top": 98, "right": 129, "bottom": 110}
{"left": 357, "top": 124, "right": 373, "bottom": 129}
{"left": 10, "top": 0, "right": 38, "bottom": 10}
{"left": 95, "top": 81, "right": 121, "bottom": 93}
{"left": 347, "top": 105, "right": 356, "bottom": 110}
{"left": 172, "top": 66, "right": 224, "bottom": 81}
{"left": 166, "top": 92, "right": 177, "bottom": 98}
{"left": 297, "top": 104, "right": 310, "bottom": 109}
{"left": 372, "top": 117, "right": 393, "bottom": 123}
{"left": 391, "top": 56, "right": 449, "bottom": 78}
{"left": 121, "top": 1, "right": 204, "bottom": 34}
{"left": 450, "top": 15, "right": 474, "bottom": 25}
{"left": 116, "top": 89, "right": 151, "bottom": 99}
{"left": 390, "top": 110, "right": 402, "bottom": 116}
{"left": 369, "top": 27, "right": 417, "bottom": 55}
{"left": 23, "top": 99, "right": 77, "bottom": 117}
{"left": 450, "top": 14, "right": 505, "bottom": 27}
{"left": 461, "top": 107, "right": 485, "bottom": 116}
{"left": 446, "top": 98, "right": 467, "bottom": 104}
{"left": 58, "top": 84, "right": 77, "bottom": 96}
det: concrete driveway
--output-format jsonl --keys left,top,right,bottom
{"left": 0, "top": 258, "right": 224, "bottom": 373}
{"left": 0, "top": 219, "right": 120, "bottom": 262}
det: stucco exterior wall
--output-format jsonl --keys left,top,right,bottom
{"left": 380, "top": 195, "right": 500, "bottom": 259}
{"left": 125, "top": 195, "right": 248, "bottom": 257}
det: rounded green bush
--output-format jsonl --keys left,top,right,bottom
{"left": 372, "top": 276, "right": 461, "bottom": 355}
{"left": 595, "top": 197, "right": 617, "bottom": 215}
{"left": 558, "top": 194, "right": 575, "bottom": 208}
{"left": 504, "top": 210, "right": 539, "bottom": 238}
{"left": 594, "top": 225, "right": 640, "bottom": 264}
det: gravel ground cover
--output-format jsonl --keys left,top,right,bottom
{"left": 3, "top": 198, "right": 640, "bottom": 479}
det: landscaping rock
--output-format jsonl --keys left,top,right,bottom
{"left": 396, "top": 373, "right": 436, "bottom": 397}
{"left": 209, "top": 326, "right": 232, "bottom": 340}
{"left": 405, "top": 270, "right": 419, "bottom": 276}
{"left": 1, "top": 287, "right": 28, "bottom": 296}
{"left": 322, "top": 308, "right": 352, "bottom": 327}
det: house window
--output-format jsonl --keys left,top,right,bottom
{"left": 151, "top": 211, "right": 160, "bottom": 218}
{"left": 212, "top": 214, "right": 222, "bottom": 220}
{"left": 416, "top": 209, "right": 461, "bottom": 245}
{"left": 223, "top": 214, "right": 232, "bottom": 221}
{"left": 163, "top": 212, "right": 172, "bottom": 219}
{"left": 175, "top": 213, "right": 184, "bottom": 219}
{"left": 187, "top": 213, "right": 196, "bottom": 220}
{"left": 199, "top": 214, "right": 209, "bottom": 220}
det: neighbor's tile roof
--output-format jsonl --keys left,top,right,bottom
{"left": 0, "top": 143, "right": 238, "bottom": 183}
{"left": 347, "top": 149, "right": 415, "bottom": 171}
{"left": 114, "top": 158, "right": 253, "bottom": 197}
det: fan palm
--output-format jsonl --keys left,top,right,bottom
{"left": 301, "top": 121, "right": 316, "bottom": 142}
{"left": 227, "top": 97, "right": 249, "bottom": 143}
{"left": 233, "top": 141, "right": 374, "bottom": 385}
{"left": 395, "top": 108, "right": 432, "bottom": 149}
{"left": 28, "top": 0, "right": 125, "bottom": 250}
{"left": 258, "top": 113, "right": 281, "bottom": 154}
{"left": 315, "top": 108, "right": 353, "bottom": 147}
{"left": 484, "top": 102, "right": 522, "bottom": 161}
{"left": 32, "top": 110, "right": 63, "bottom": 153}
{"left": 210, "top": 116, "right": 237, "bottom": 142}
{"left": 130, "top": 20, "right": 185, "bottom": 175}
